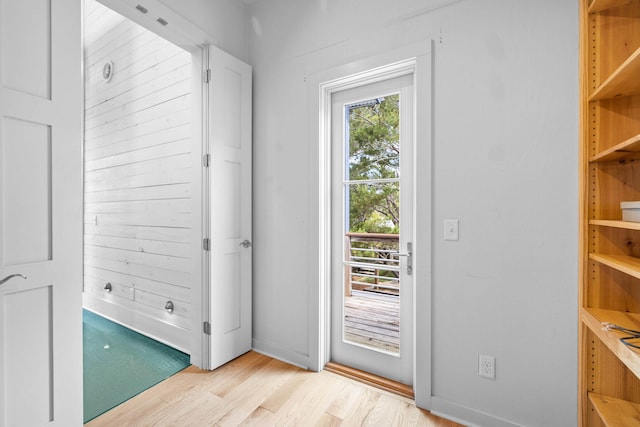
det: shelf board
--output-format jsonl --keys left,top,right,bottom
{"left": 590, "top": 220, "right": 640, "bottom": 231}
{"left": 590, "top": 46, "right": 640, "bottom": 101}
{"left": 588, "top": 0, "right": 633, "bottom": 13}
{"left": 591, "top": 134, "right": 640, "bottom": 162}
{"left": 589, "top": 393, "right": 640, "bottom": 427}
{"left": 589, "top": 253, "right": 640, "bottom": 280}
{"left": 582, "top": 308, "right": 640, "bottom": 379}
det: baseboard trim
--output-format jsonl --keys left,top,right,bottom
{"left": 430, "top": 396, "right": 521, "bottom": 427}
{"left": 83, "top": 293, "right": 190, "bottom": 353}
{"left": 251, "top": 338, "right": 310, "bottom": 370}
{"left": 324, "top": 362, "right": 414, "bottom": 400}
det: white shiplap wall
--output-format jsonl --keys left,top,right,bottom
{"left": 83, "top": 0, "right": 192, "bottom": 351}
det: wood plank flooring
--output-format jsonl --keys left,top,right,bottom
{"left": 85, "top": 351, "right": 461, "bottom": 427}
{"left": 344, "top": 291, "right": 400, "bottom": 353}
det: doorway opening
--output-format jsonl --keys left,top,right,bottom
{"left": 80, "top": 1, "right": 253, "bottom": 420}
{"left": 81, "top": 0, "right": 204, "bottom": 420}
{"left": 82, "top": 0, "right": 194, "bottom": 353}
{"left": 314, "top": 47, "right": 432, "bottom": 406}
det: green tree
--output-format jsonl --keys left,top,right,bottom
{"left": 347, "top": 95, "right": 400, "bottom": 234}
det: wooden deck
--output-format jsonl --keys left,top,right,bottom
{"left": 344, "top": 290, "right": 400, "bottom": 353}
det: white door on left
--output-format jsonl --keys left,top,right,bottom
{"left": 207, "top": 45, "right": 253, "bottom": 370}
{"left": 0, "top": 0, "right": 83, "bottom": 425}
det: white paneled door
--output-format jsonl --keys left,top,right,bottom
{"left": 0, "top": 0, "right": 83, "bottom": 425}
{"left": 208, "top": 46, "right": 253, "bottom": 369}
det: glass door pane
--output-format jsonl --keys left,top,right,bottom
{"left": 342, "top": 96, "right": 401, "bottom": 354}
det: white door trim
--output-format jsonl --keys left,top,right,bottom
{"left": 309, "top": 42, "right": 433, "bottom": 408}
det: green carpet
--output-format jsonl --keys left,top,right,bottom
{"left": 83, "top": 310, "right": 190, "bottom": 423}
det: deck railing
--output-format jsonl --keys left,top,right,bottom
{"left": 344, "top": 232, "right": 400, "bottom": 297}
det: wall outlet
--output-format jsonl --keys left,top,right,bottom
{"left": 129, "top": 287, "right": 135, "bottom": 301}
{"left": 479, "top": 354, "right": 495, "bottom": 379}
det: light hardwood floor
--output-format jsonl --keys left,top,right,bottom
{"left": 86, "top": 351, "right": 462, "bottom": 426}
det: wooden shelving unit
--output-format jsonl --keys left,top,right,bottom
{"left": 580, "top": 0, "right": 640, "bottom": 425}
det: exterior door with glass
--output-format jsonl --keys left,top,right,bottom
{"left": 330, "top": 74, "right": 414, "bottom": 385}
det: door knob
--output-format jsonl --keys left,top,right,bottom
{"left": 0, "top": 274, "right": 27, "bottom": 286}
{"left": 240, "top": 239, "right": 252, "bottom": 248}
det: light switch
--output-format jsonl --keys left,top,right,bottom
{"left": 444, "top": 219, "right": 459, "bottom": 241}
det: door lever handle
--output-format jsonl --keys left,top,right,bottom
{"left": 0, "top": 274, "right": 27, "bottom": 286}
{"left": 394, "top": 242, "right": 413, "bottom": 276}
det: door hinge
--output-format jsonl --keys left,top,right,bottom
{"left": 203, "top": 237, "right": 211, "bottom": 251}
{"left": 204, "top": 68, "right": 211, "bottom": 83}
{"left": 203, "top": 321, "right": 211, "bottom": 335}
{"left": 203, "top": 153, "right": 211, "bottom": 167}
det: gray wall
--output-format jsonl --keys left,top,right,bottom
{"left": 247, "top": 0, "right": 578, "bottom": 425}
